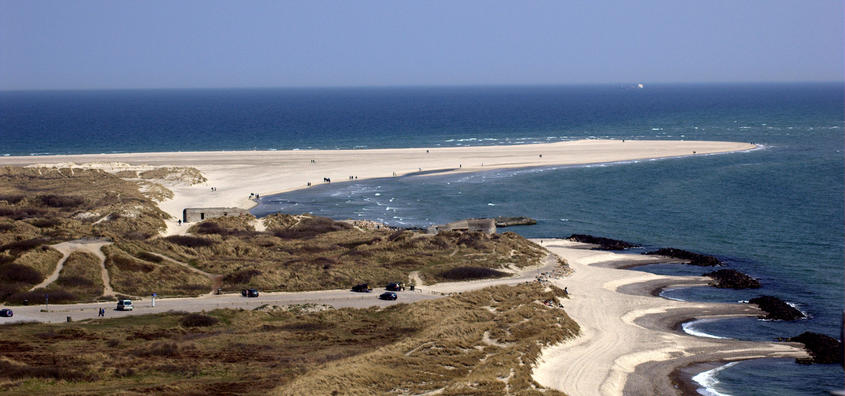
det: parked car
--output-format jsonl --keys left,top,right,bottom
{"left": 116, "top": 300, "right": 133, "bottom": 311}
{"left": 379, "top": 292, "right": 398, "bottom": 301}
{"left": 0, "top": 308, "right": 13, "bottom": 317}
{"left": 351, "top": 283, "right": 372, "bottom": 293}
{"left": 385, "top": 282, "right": 404, "bottom": 291}
{"left": 241, "top": 288, "right": 259, "bottom": 297}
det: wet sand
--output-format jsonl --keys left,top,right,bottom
{"left": 531, "top": 240, "right": 807, "bottom": 396}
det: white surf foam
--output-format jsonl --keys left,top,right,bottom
{"left": 692, "top": 361, "right": 739, "bottom": 396}
{"left": 682, "top": 319, "right": 728, "bottom": 339}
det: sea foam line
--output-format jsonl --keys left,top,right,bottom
{"left": 682, "top": 319, "right": 728, "bottom": 339}
{"left": 692, "top": 361, "right": 739, "bottom": 396}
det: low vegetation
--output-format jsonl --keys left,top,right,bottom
{"left": 0, "top": 167, "right": 169, "bottom": 243}
{"left": 103, "top": 245, "right": 211, "bottom": 297}
{"left": 129, "top": 213, "right": 548, "bottom": 293}
{"left": 49, "top": 251, "right": 104, "bottom": 301}
{"left": 438, "top": 266, "right": 509, "bottom": 280}
{"left": 0, "top": 166, "right": 550, "bottom": 304}
{"left": 4, "top": 250, "right": 105, "bottom": 304}
{"left": 0, "top": 283, "right": 577, "bottom": 395}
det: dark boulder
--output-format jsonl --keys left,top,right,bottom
{"left": 703, "top": 269, "right": 761, "bottom": 289}
{"left": 748, "top": 296, "right": 805, "bottom": 321}
{"left": 783, "top": 332, "right": 842, "bottom": 364}
{"left": 495, "top": 217, "right": 537, "bottom": 227}
{"left": 567, "top": 234, "right": 637, "bottom": 250}
{"left": 644, "top": 248, "right": 722, "bottom": 266}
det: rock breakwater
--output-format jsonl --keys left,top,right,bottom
{"left": 703, "top": 269, "right": 761, "bottom": 289}
{"left": 644, "top": 248, "right": 722, "bottom": 266}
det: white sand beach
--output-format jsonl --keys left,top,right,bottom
{"left": 0, "top": 139, "right": 755, "bottom": 236}
{"left": 531, "top": 239, "right": 807, "bottom": 395}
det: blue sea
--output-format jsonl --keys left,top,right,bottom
{"left": 2, "top": 84, "right": 843, "bottom": 395}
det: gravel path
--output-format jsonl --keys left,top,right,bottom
{"left": 29, "top": 239, "right": 114, "bottom": 297}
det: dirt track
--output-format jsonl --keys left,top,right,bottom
{"left": 29, "top": 239, "right": 114, "bottom": 297}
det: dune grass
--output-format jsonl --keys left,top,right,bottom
{"left": 1, "top": 166, "right": 551, "bottom": 305}
{"left": 102, "top": 245, "right": 211, "bottom": 297}
{"left": 0, "top": 283, "right": 576, "bottom": 395}
{"left": 141, "top": 214, "right": 547, "bottom": 293}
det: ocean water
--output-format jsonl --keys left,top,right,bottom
{"left": 3, "top": 84, "right": 843, "bottom": 395}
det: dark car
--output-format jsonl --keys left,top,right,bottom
{"left": 241, "top": 288, "right": 259, "bottom": 297}
{"left": 0, "top": 308, "right": 12, "bottom": 317}
{"left": 379, "top": 292, "right": 398, "bottom": 301}
{"left": 385, "top": 282, "right": 404, "bottom": 291}
{"left": 351, "top": 283, "right": 372, "bottom": 293}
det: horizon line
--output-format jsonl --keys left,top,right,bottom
{"left": 1, "top": 80, "right": 843, "bottom": 93}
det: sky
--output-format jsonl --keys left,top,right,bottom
{"left": 1, "top": 1, "right": 843, "bottom": 90}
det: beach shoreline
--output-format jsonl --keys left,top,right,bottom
{"left": 531, "top": 239, "right": 807, "bottom": 396}
{"left": 0, "top": 139, "right": 757, "bottom": 235}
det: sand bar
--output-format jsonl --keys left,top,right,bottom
{"left": 531, "top": 239, "right": 807, "bottom": 396}
{"left": 0, "top": 139, "right": 755, "bottom": 234}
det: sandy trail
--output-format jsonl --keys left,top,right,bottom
{"left": 531, "top": 239, "right": 807, "bottom": 396}
{"left": 30, "top": 239, "right": 114, "bottom": 297}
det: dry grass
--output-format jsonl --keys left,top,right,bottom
{"left": 144, "top": 214, "right": 547, "bottom": 293}
{"left": 7, "top": 246, "right": 62, "bottom": 279}
{"left": 0, "top": 247, "right": 62, "bottom": 302}
{"left": 0, "top": 167, "right": 550, "bottom": 305}
{"left": 0, "top": 166, "right": 170, "bottom": 303}
{"left": 53, "top": 251, "right": 104, "bottom": 300}
{"left": 103, "top": 245, "right": 211, "bottom": 297}
{"left": 139, "top": 167, "right": 207, "bottom": 185}
{"left": 277, "top": 283, "right": 576, "bottom": 395}
{"left": 6, "top": 251, "right": 105, "bottom": 304}
{"left": 0, "top": 283, "right": 576, "bottom": 395}
{"left": 0, "top": 166, "right": 169, "bottom": 242}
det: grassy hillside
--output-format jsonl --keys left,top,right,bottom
{"left": 0, "top": 166, "right": 551, "bottom": 303}
{"left": 0, "top": 283, "right": 576, "bottom": 395}
{"left": 0, "top": 167, "right": 170, "bottom": 302}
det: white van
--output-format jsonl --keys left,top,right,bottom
{"left": 116, "top": 299, "right": 133, "bottom": 311}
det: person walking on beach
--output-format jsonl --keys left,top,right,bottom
{"left": 98, "top": 307, "right": 105, "bottom": 317}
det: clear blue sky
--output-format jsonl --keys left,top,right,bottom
{"left": 1, "top": 1, "right": 842, "bottom": 90}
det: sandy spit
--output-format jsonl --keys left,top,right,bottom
{"left": 0, "top": 139, "right": 756, "bottom": 235}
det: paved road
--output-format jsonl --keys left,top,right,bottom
{"left": 0, "top": 288, "right": 445, "bottom": 324}
{"left": 1, "top": 251, "right": 562, "bottom": 325}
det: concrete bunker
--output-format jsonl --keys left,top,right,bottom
{"left": 427, "top": 218, "right": 497, "bottom": 234}
{"left": 183, "top": 207, "right": 249, "bottom": 223}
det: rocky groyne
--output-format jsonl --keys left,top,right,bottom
{"left": 566, "top": 234, "right": 637, "bottom": 250}
{"left": 748, "top": 296, "right": 805, "bottom": 321}
{"left": 494, "top": 216, "right": 537, "bottom": 227}
{"left": 783, "top": 332, "right": 843, "bottom": 364}
{"left": 644, "top": 248, "right": 722, "bottom": 266}
{"left": 703, "top": 269, "right": 761, "bottom": 289}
